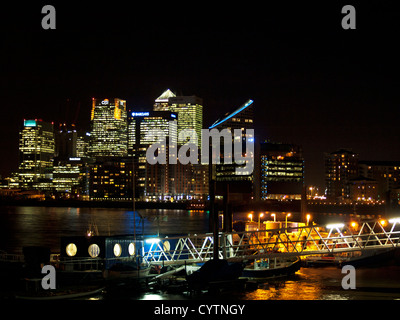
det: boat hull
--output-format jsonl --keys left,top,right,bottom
{"left": 340, "top": 248, "right": 396, "bottom": 268}
{"left": 103, "top": 267, "right": 151, "bottom": 281}
{"left": 242, "top": 258, "right": 301, "bottom": 279}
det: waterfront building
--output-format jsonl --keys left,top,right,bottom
{"left": 324, "top": 149, "right": 358, "bottom": 201}
{"left": 349, "top": 176, "right": 378, "bottom": 202}
{"left": 89, "top": 158, "right": 133, "bottom": 201}
{"left": 259, "top": 141, "right": 304, "bottom": 201}
{"left": 18, "top": 119, "right": 55, "bottom": 188}
{"left": 88, "top": 98, "right": 128, "bottom": 157}
{"left": 169, "top": 162, "right": 209, "bottom": 201}
{"left": 53, "top": 157, "right": 90, "bottom": 199}
{"left": 359, "top": 160, "right": 400, "bottom": 201}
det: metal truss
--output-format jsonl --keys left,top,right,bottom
{"left": 143, "top": 219, "right": 400, "bottom": 265}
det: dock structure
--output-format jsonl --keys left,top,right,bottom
{"left": 3, "top": 218, "right": 400, "bottom": 271}
{"left": 142, "top": 218, "right": 400, "bottom": 266}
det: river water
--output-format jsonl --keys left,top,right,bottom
{"left": 1, "top": 206, "right": 400, "bottom": 300}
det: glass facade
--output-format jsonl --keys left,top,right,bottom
{"left": 153, "top": 90, "right": 203, "bottom": 147}
{"left": 18, "top": 120, "right": 55, "bottom": 185}
{"left": 128, "top": 111, "right": 177, "bottom": 198}
{"left": 89, "top": 98, "right": 128, "bottom": 157}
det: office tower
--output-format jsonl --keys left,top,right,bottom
{"left": 208, "top": 99, "right": 255, "bottom": 202}
{"left": 76, "top": 132, "right": 90, "bottom": 158}
{"left": 259, "top": 141, "right": 304, "bottom": 201}
{"left": 18, "top": 119, "right": 55, "bottom": 186}
{"left": 325, "top": 149, "right": 358, "bottom": 201}
{"left": 55, "top": 123, "right": 77, "bottom": 160}
{"left": 168, "top": 96, "right": 203, "bottom": 146}
{"left": 89, "top": 98, "right": 128, "bottom": 157}
{"left": 153, "top": 90, "right": 203, "bottom": 146}
{"left": 154, "top": 89, "right": 176, "bottom": 111}
{"left": 128, "top": 110, "right": 177, "bottom": 199}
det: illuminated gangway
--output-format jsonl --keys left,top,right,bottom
{"left": 142, "top": 218, "right": 400, "bottom": 265}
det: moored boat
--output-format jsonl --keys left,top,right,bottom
{"left": 241, "top": 256, "right": 301, "bottom": 279}
{"left": 15, "top": 286, "right": 105, "bottom": 300}
{"left": 103, "top": 261, "right": 151, "bottom": 281}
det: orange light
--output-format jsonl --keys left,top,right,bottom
{"left": 380, "top": 219, "right": 387, "bottom": 227}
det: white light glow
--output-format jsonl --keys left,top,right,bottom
{"left": 326, "top": 223, "right": 345, "bottom": 229}
{"left": 145, "top": 238, "right": 160, "bottom": 244}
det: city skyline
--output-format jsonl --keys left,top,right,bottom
{"left": 1, "top": 3, "right": 400, "bottom": 190}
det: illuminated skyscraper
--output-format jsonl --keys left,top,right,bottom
{"left": 153, "top": 89, "right": 176, "bottom": 111}
{"left": 18, "top": 119, "right": 55, "bottom": 186}
{"left": 153, "top": 90, "right": 203, "bottom": 146}
{"left": 128, "top": 110, "right": 177, "bottom": 198}
{"left": 89, "top": 98, "right": 128, "bottom": 157}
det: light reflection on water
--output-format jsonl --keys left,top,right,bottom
{"left": 0, "top": 206, "right": 209, "bottom": 253}
{"left": 3, "top": 206, "right": 400, "bottom": 300}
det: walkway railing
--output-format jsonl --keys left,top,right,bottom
{"left": 143, "top": 219, "right": 400, "bottom": 265}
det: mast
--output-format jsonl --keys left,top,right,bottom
{"left": 133, "top": 158, "right": 136, "bottom": 240}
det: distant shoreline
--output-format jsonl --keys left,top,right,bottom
{"left": 0, "top": 199, "right": 189, "bottom": 210}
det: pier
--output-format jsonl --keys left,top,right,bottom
{"left": 3, "top": 217, "right": 400, "bottom": 274}
{"left": 142, "top": 218, "right": 400, "bottom": 265}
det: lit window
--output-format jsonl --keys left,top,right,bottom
{"left": 163, "top": 241, "right": 171, "bottom": 252}
{"left": 113, "top": 243, "right": 122, "bottom": 257}
{"left": 66, "top": 243, "right": 77, "bottom": 257}
{"left": 88, "top": 244, "right": 100, "bottom": 258}
{"left": 128, "top": 243, "right": 135, "bottom": 256}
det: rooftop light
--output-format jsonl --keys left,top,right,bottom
{"left": 389, "top": 218, "right": 400, "bottom": 224}
{"left": 209, "top": 100, "right": 254, "bottom": 129}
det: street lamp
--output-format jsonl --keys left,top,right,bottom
{"left": 285, "top": 213, "right": 291, "bottom": 228}
{"left": 248, "top": 213, "right": 253, "bottom": 222}
{"left": 271, "top": 213, "right": 276, "bottom": 222}
{"left": 306, "top": 214, "right": 311, "bottom": 226}
{"left": 258, "top": 213, "right": 264, "bottom": 229}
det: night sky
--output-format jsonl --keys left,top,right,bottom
{"left": 1, "top": 2, "right": 399, "bottom": 189}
